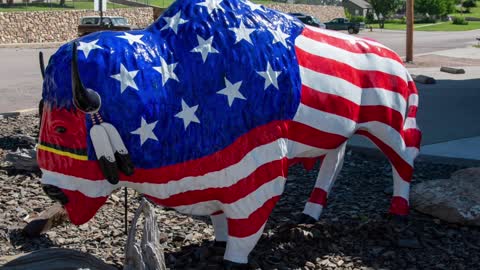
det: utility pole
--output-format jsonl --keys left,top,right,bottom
{"left": 406, "top": 0, "right": 414, "bottom": 62}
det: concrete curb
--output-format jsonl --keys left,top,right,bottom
{"left": 0, "top": 42, "right": 63, "bottom": 49}
{"left": 348, "top": 145, "right": 480, "bottom": 167}
{"left": 0, "top": 108, "right": 37, "bottom": 119}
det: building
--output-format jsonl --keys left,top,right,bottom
{"left": 342, "top": 0, "right": 373, "bottom": 17}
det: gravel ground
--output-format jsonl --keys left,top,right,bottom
{"left": 1, "top": 114, "right": 479, "bottom": 270}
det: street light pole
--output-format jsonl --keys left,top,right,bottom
{"left": 406, "top": 0, "right": 414, "bottom": 62}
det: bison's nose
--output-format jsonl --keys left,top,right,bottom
{"left": 42, "top": 184, "right": 69, "bottom": 205}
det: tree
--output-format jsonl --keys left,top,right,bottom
{"left": 416, "top": 0, "right": 456, "bottom": 18}
{"left": 369, "top": 0, "right": 403, "bottom": 28}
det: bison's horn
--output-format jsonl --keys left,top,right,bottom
{"left": 39, "top": 51, "right": 45, "bottom": 79}
{"left": 72, "top": 42, "right": 101, "bottom": 113}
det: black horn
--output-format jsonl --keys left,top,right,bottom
{"left": 39, "top": 51, "right": 45, "bottom": 79}
{"left": 72, "top": 42, "right": 101, "bottom": 113}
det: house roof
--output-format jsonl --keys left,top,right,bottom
{"left": 347, "top": 0, "right": 372, "bottom": 9}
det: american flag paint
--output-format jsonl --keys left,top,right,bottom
{"left": 37, "top": 0, "right": 421, "bottom": 264}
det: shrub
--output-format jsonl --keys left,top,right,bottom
{"left": 385, "top": 17, "right": 407, "bottom": 24}
{"left": 350, "top": 16, "right": 365, "bottom": 23}
{"left": 415, "top": 16, "right": 438, "bottom": 23}
{"left": 462, "top": 0, "right": 477, "bottom": 8}
{"left": 452, "top": 16, "right": 469, "bottom": 25}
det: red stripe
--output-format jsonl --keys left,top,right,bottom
{"left": 301, "top": 27, "right": 403, "bottom": 64}
{"left": 227, "top": 196, "right": 280, "bottom": 238}
{"left": 295, "top": 47, "right": 409, "bottom": 99}
{"left": 301, "top": 85, "right": 404, "bottom": 132}
{"left": 408, "top": 81, "right": 418, "bottom": 95}
{"left": 38, "top": 150, "right": 104, "bottom": 180}
{"left": 145, "top": 158, "right": 288, "bottom": 207}
{"left": 308, "top": 187, "right": 327, "bottom": 206}
{"left": 389, "top": 196, "right": 409, "bottom": 216}
{"left": 403, "top": 128, "right": 422, "bottom": 148}
{"left": 39, "top": 120, "right": 347, "bottom": 182}
{"left": 288, "top": 121, "right": 347, "bottom": 149}
{"left": 62, "top": 189, "right": 108, "bottom": 225}
{"left": 407, "top": 105, "right": 418, "bottom": 118}
{"left": 355, "top": 130, "right": 413, "bottom": 182}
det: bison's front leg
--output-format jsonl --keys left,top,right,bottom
{"left": 210, "top": 212, "right": 228, "bottom": 243}
{"left": 222, "top": 194, "right": 281, "bottom": 268}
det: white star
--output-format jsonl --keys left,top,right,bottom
{"left": 217, "top": 78, "right": 246, "bottom": 107}
{"left": 77, "top": 39, "right": 102, "bottom": 58}
{"left": 153, "top": 57, "right": 179, "bottom": 86}
{"left": 229, "top": 20, "right": 256, "bottom": 45}
{"left": 131, "top": 117, "right": 158, "bottom": 146}
{"left": 244, "top": 1, "right": 263, "bottom": 11}
{"left": 257, "top": 62, "right": 282, "bottom": 90}
{"left": 191, "top": 35, "right": 219, "bottom": 63}
{"left": 110, "top": 64, "right": 139, "bottom": 93}
{"left": 271, "top": 25, "right": 290, "bottom": 48}
{"left": 117, "top": 32, "right": 146, "bottom": 46}
{"left": 161, "top": 11, "right": 188, "bottom": 34}
{"left": 196, "top": 0, "right": 225, "bottom": 15}
{"left": 175, "top": 99, "right": 200, "bottom": 130}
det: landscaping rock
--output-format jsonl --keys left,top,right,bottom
{"left": 411, "top": 167, "right": 480, "bottom": 226}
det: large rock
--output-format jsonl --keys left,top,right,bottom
{"left": 411, "top": 167, "right": 480, "bottom": 226}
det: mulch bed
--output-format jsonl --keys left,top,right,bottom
{"left": 1, "top": 114, "right": 479, "bottom": 269}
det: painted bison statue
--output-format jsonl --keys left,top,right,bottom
{"left": 37, "top": 0, "right": 421, "bottom": 267}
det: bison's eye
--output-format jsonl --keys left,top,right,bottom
{"left": 55, "top": 126, "right": 67, "bottom": 134}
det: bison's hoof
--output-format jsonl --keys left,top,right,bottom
{"left": 223, "top": 260, "right": 249, "bottom": 270}
{"left": 297, "top": 213, "right": 317, "bottom": 224}
{"left": 387, "top": 214, "right": 410, "bottom": 232}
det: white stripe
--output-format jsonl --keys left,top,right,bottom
{"left": 357, "top": 121, "right": 419, "bottom": 165}
{"left": 304, "top": 25, "right": 394, "bottom": 54}
{"left": 293, "top": 103, "right": 356, "bottom": 137}
{"left": 293, "top": 104, "right": 418, "bottom": 164}
{"left": 225, "top": 223, "right": 266, "bottom": 263}
{"left": 303, "top": 201, "right": 324, "bottom": 220}
{"left": 40, "top": 140, "right": 326, "bottom": 199}
{"left": 222, "top": 177, "right": 285, "bottom": 218}
{"left": 392, "top": 166, "right": 410, "bottom": 199}
{"left": 300, "top": 66, "right": 407, "bottom": 114}
{"left": 296, "top": 35, "right": 408, "bottom": 83}
{"left": 404, "top": 117, "right": 418, "bottom": 130}
{"left": 41, "top": 168, "right": 285, "bottom": 218}
{"left": 408, "top": 93, "right": 419, "bottom": 107}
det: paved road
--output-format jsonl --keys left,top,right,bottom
{"left": 0, "top": 29, "right": 479, "bottom": 113}
{"left": 0, "top": 47, "right": 56, "bottom": 113}
{"left": 358, "top": 29, "right": 480, "bottom": 57}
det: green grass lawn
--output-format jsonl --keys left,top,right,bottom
{"left": 373, "top": 21, "right": 480, "bottom": 31}
{"left": 450, "top": 4, "right": 480, "bottom": 18}
{"left": 147, "top": 0, "right": 272, "bottom": 8}
{"left": 0, "top": 1, "right": 127, "bottom": 12}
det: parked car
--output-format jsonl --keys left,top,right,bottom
{"left": 324, "top": 18, "right": 364, "bottom": 34}
{"left": 288, "top": 12, "right": 326, "bottom": 29}
{"left": 77, "top": 16, "right": 136, "bottom": 37}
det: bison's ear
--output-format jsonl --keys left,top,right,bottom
{"left": 71, "top": 42, "right": 102, "bottom": 113}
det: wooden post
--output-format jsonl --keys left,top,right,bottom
{"left": 406, "top": 0, "right": 414, "bottom": 62}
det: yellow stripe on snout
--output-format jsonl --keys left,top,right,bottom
{"left": 37, "top": 144, "right": 88, "bottom": 161}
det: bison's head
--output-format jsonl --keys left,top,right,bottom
{"left": 38, "top": 43, "right": 110, "bottom": 225}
